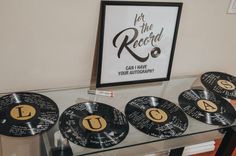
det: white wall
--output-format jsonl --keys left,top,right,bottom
{"left": 172, "top": 0, "right": 236, "bottom": 77}
{"left": 0, "top": 135, "right": 40, "bottom": 156}
{"left": 0, "top": 0, "right": 236, "bottom": 93}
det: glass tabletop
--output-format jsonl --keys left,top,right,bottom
{"left": 35, "top": 75, "right": 236, "bottom": 156}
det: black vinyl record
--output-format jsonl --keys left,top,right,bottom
{"left": 178, "top": 89, "right": 235, "bottom": 126}
{"left": 125, "top": 96, "right": 188, "bottom": 138}
{"left": 59, "top": 102, "right": 129, "bottom": 149}
{"left": 201, "top": 71, "right": 236, "bottom": 99}
{"left": 0, "top": 92, "right": 59, "bottom": 137}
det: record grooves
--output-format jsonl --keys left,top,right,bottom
{"left": 178, "top": 89, "right": 235, "bottom": 126}
{"left": 201, "top": 71, "right": 236, "bottom": 99}
{"left": 59, "top": 102, "right": 129, "bottom": 149}
{"left": 0, "top": 92, "right": 59, "bottom": 137}
{"left": 125, "top": 96, "right": 188, "bottom": 138}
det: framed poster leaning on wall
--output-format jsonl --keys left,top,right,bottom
{"left": 96, "top": 1, "right": 183, "bottom": 88}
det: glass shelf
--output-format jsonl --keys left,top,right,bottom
{"left": 38, "top": 75, "right": 236, "bottom": 156}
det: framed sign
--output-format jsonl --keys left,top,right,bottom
{"left": 96, "top": 1, "right": 183, "bottom": 88}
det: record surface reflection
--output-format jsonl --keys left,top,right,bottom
{"left": 178, "top": 89, "right": 235, "bottom": 126}
{"left": 201, "top": 71, "right": 236, "bottom": 99}
{"left": 59, "top": 102, "right": 129, "bottom": 149}
{"left": 0, "top": 92, "right": 59, "bottom": 137}
{"left": 125, "top": 96, "right": 188, "bottom": 138}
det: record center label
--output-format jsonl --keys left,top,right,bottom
{"left": 145, "top": 108, "right": 168, "bottom": 123}
{"left": 10, "top": 104, "right": 36, "bottom": 121}
{"left": 217, "top": 80, "right": 235, "bottom": 90}
{"left": 82, "top": 115, "right": 107, "bottom": 132}
{"left": 197, "top": 100, "right": 218, "bottom": 113}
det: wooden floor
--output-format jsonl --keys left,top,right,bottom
{"left": 231, "top": 100, "right": 236, "bottom": 106}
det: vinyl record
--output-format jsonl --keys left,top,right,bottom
{"left": 201, "top": 71, "right": 236, "bottom": 99}
{"left": 125, "top": 96, "right": 188, "bottom": 138}
{"left": 0, "top": 92, "right": 59, "bottom": 137}
{"left": 59, "top": 102, "right": 129, "bottom": 149}
{"left": 178, "top": 89, "right": 235, "bottom": 126}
